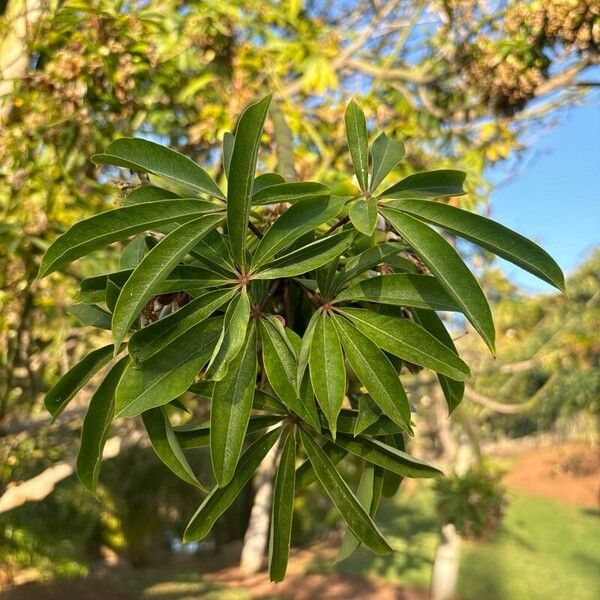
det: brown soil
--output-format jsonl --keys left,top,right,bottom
{"left": 204, "top": 544, "right": 427, "bottom": 600}
{"left": 503, "top": 443, "right": 599, "bottom": 508}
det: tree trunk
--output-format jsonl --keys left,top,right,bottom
{"left": 0, "top": 0, "right": 47, "bottom": 122}
{"left": 0, "top": 431, "right": 142, "bottom": 513}
{"left": 239, "top": 437, "right": 279, "bottom": 573}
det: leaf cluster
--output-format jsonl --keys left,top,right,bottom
{"left": 37, "top": 96, "right": 564, "bottom": 581}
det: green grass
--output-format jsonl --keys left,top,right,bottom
{"left": 457, "top": 492, "right": 600, "bottom": 600}
{"left": 319, "top": 484, "right": 600, "bottom": 600}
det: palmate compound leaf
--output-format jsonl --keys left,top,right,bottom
{"left": 381, "top": 207, "right": 496, "bottom": 353}
{"left": 92, "top": 137, "right": 225, "bottom": 199}
{"left": 184, "top": 427, "right": 282, "bottom": 542}
{"left": 111, "top": 213, "right": 224, "bottom": 349}
{"left": 383, "top": 198, "right": 565, "bottom": 291}
{"left": 36, "top": 96, "right": 566, "bottom": 581}
{"left": 37, "top": 200, "right": 221, "bottom": 279}
{"left": 210, "top": 321, "right": 258, "bottom": 487}
{"left": 268, "top": 425, "right": 297, "bottom": 582}
{"left": 299, "top": 428, "right": 392, "bottom": 555}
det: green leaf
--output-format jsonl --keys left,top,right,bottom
{"left": 45, "top": 344, "right": 115, "bottom": 419}
{"left": 254, "top": 230, "right": 354, "bottom": 279}
{"left": 92, "top": 138, "right": 224, "bottom": 199}
{"left": 354, "top": 395, "right": 382, "bottom": 436}
{"left": 345, "top": 100, "right": 369, "bottom": 191}
{"left": 295, "top": 441, "right": 347, "bottom": 489}
{"left": 381, "top": 434, "right": 406, "bottom": 497}
{"left": 120, "top": 236, "right": 146, "bottom": 269}
{"left": 384, "top": 198, "right": 565, "bottom": 291}
{"left": 329, "top": 408, "right": 401, "bottom": 438}
{"left": 334, "top": 273, "right": 460, "bottom": 311}
{"left": 332, "top": 434, "right": 442, "bottom": 478}
{"left": 68, "top": 304, "right": 112, "bottom": 330}
{"left": 381, "top": 208, "right": 495, "bottom": 352}
{"left": 378, "top": 169, "right": 466, "bottom": 200}
{"left": 337, "top": 464, "right": 383, "bottom": 562}
{"left": 175, "top": 415, "right": 284, "bottom": 449}
{"left": 184, "top": 427, "right": 281, "bottom": 542}
{"left": 205, "top": 289, "right": 250, "bottom": 381}
{"left": 210, "top": 321, "right": 257, "bottom": 487}
{"left": 252, "top": 389, "right": 288, "bottom": 414}
{"left": 413, "top": 308, "right": 465, "bottom": 413}
{"left": 115, "top": 317, "right": 223, "bottom": 417}
{"left": 105, "top": 278, "right": 120, "bottom": 314}
{"left": 37, "top": 200, "right": 220, "bottom": 279}
{"left": 252, "top": 181, "right": 329, "bottom": 205}
{"left": 348, "top": 197, "right": 378, "bottom": 236}
{"left": 227, "top": 94, "right": 272, "bottom": 268}
{"left": 76, "top": 356, "right": 129, "bottom": 493}
{"left": 296, "top": 311, "right": 319, "bottom": 394}
{"left": 269, "top": 426, "right": 296, "bottom": 582}
{"left": 299, "top": 428, "right": 391, "bottom": 555}
{"left": 309, "top": 314, "right": 346, "bottom": 439}
{"left": 260, "top": 317, "right": 320, "bottom": 430}
{"left": 112, "top": 213, "right": 223, "bottom": 349}
{"left": 333, "top": 316, "right": 411, "bottom": 431}
{"left": 79, "top": 269, "right": 132, "bottom": 304}
{"left": 370, "top": 132, "right": 405, "bottom": 193}
{"left": 223, "top": 132, "right": 234, "bottom": 178}
{"left": 122, "top": 185, "right": 179, "bottom": 207}
{"left": 128, "top": 288, "right": 235, "bottom": 364}
{"left": 337, "top": 307, "right": 470, "bottom": 380}
{"left": 331, "top": 243, "right": 405, "bottom": 292}
{"left": 142, "top": 407, "right": 206, "bottom": 490}
{"left": 253, "top": 172, "right": 286, "bottom": 194}
{"left": 251, "top": 194, "right": 346, "bottom": 269}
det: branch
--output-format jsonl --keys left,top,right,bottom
{"left": 0, "top": 431, "right": 143, "bottom": 514}
{"left": 534, "top": 56, "right": 600, "bottom": 98}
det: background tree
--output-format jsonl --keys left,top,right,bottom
{"left": 0, "top": 0, "right": 597, "bottom": 578}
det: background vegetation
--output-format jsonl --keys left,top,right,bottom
{"left": 1, "top": 1, "right": 598, "bottom": 597}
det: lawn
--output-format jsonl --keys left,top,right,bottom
{"left": 2, "top": 483, "right": 599, "bottom": 599}
{"left": 322, "top": 483, "right": 600, "bottom": 600}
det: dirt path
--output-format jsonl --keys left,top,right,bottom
{"left": 203, "top": 544, "right": 427, "bottom": 600}
{"left": 503, "top": 443, "right": 599, "bottom": 508}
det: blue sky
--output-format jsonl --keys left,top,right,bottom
{"left": 487, "top": 102, "right": 600, "bottom": 294}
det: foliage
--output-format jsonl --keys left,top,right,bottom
{"left": 469, "top": 249, "right": 600, "bottom": 438}
{"left": 434, "top": 464, "right": 507, "bottom": 540}
{"left": 36, "top": 96, "right": 564, "bottom": 581}
{"left": 2, "top": 0, "right": 598, "bottom": 431}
